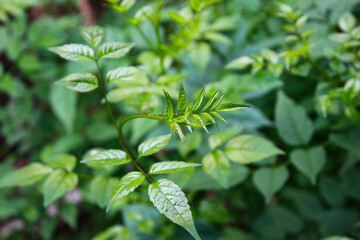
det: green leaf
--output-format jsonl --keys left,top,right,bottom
{"left": 253, "top": 166, "right": 289, "bottom": 203}
{"left": 149, "top": 161, "right": 201, "bottom": 175}
{"left": 42, "top": 169, "right": 78, "bottom": 206}
{"left": 209, "top": 126, "right": 243, "bottom": 150}
{"left": 163, "top": 90, "right": 174, "bottom": 120}
{"left": 49, "top": 44, "right": 94, "bottom": 61}
{"left": 192, "top": 87, "right": 205, "bottom": 111}
{"left": 216, "top": 103, "right": 251, "bottom": 112}
{"left": 97, "top": 42, "right": 134, "bottom": 59}
{"left": 173, "top": 122, "right": 186, "bottom": 142}
{"left": 169, "top": 12, "right": 186, "bottom": 24}
{"left": 202, "top": 91, "right": 219, "bottom": 111}
{"left": 138, "top": 134, "right": 171, "bottom": 157}
{"left": 148, "top": 179, "right": 201, "bottom": 240}
{"left": 225, "top": 135, "right": 283, "bottom": 164}
{"left": 56, "top": 73, "right": 98, "bottom": 92}
{"left": 339, "top": 12, "right": 356, "bottom": 33}
{"left": 90, "top": 176, "right": 118, "bottom": 208}
{"left": 50, "top": 84, "right": 77, "bottom": 134}
{"left": 0, "top": 163, "right": 53, "bottom": 188}
{"left": 192, "top": 114, "right": 208, "bottom": 133}
{"left": 79, "top": 25, "right": 104, "bottom": 47}
{"left": 202, "top": 150, "right": 230, "bottom": 188}
{"left": 189, "top": 0, "right": 201, "bottom": 12}
{"left": 290, "top": 146, "right": 326, "bottom": 184}
{"left": 210, "top": 94, "right": 224, "bottom": 110}
{"left": 106, "top": 66, "right": 140, "bottom": 84}
{"left": 177, "top": 83, "right": 187, "bottom": 111}
{"left": 42, "top": 154, "right": 76, "bottom": 172}
{"left": 226, "top": 56, "right": 254, "bottom": 70}
{"left": 81, "top": 149, "right": 130, "bottom": 166}
{"left": 275, "top": 91, "right": 313, "bottom": 146}
{"left": 60, "top": 204, "right": 77, "bottom": 229}
{"left": 178, "top": 131, "right": 202, "bottom": 157}
{"left": 201, "top": 112, "right": 217, "bottom": 129}
{"left": 210, "top": 111, "right": 228, "bottom": 124}
{"left": 107, "top": 172, "right": 145, "bottom": 212}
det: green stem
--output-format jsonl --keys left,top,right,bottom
{"left": 94, "top": 59, "right": 154, "bottom": 183}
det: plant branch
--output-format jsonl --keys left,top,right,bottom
{"left": 94, "top": 58, "right": 154, "bottom": 183}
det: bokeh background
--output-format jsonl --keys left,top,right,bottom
{"left": 1, "top": 0, "right": 360, "bottom": 239}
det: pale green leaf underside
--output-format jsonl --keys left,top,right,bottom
{"left": 202, "top": 150, "right": 230, "bottom": 188}
{"left": 253, "top": 166, "right": 289, "bottom": 203}
{"left": 107, "top": 171, "right": 145, "bottom": 212}
{"left": 290, "top": 146, "right": 326, "bottom": 184}
{"left": 42, "top": 169, "right": 78, "bottom": 206}
{"left": 81, "top": 149, "right": 130, "bottom": 166}
{"left": 0, "top": 163, "right": 53, "bottom": 188}
{"left": 56, "top": 73, "right": 98, "bottom": 92}
{"left": 138, "top": 134, "right": 171, "bottom": 157}
{"left": 42, "top": 154, "right": 76, "bottom": 172}
{"left": 97, "top": 42, "right": 134, "bottom": 59}
{"left": 80, "top": 25, "right": 104, "bottom": 47}
{"left": 225, "top": 135, "right": 283, "bottom": 164}
{"left": 149, "top": 161, "right": 201, "bottom": 175}
{"left": 49, "top": 44, "right": 94, "bottom": 61}
{"left": 148, "top": 179, "right": 201, "bottom": 240}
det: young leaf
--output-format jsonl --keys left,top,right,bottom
{"left": 106, "top": 66, "right": 140, "bottom": 83}
{"left": 42, "top": 154, "right": 76, "bottom": 172}
{"left": 79, "top": 25, "right": 105, "bottom": 48}
{"left": 202, "top": 150, "right": 230, "bottom": 188}
{"left": 192, "top": 114, "right": 208, "bottom": 133}
{"left": 253, "top": 166, "right": 289, "bottom": 203}
{"left": 177, "top": 83, "right": 187, "bottom": 111}
{"left": 169, "top": 12, "right": 186, "bottom": 24}
{"left": 97, "top": 42, "right": 134, "bottom": 59}
{"left": 80, "top": 149, "right": 130, "bottom": 166}
{"left": 56, "top": 73, "right": 98, "bottom": 92}
{"left": 201, "top": 112, "right": 218, "bottom": 129}
{"left": 138, "top": 134, "right": 171, "bottom": 157}
{"left": 192, "top": 87, "right": 205, "bottom": 111}
{"left": 173, "top": 122, "right": 186, "bottom": 142}
{"left": 225, "top": 135, "right": 283, "bottom": 164}
{"left": 189, "top": 0, "right": 201, "bottom": 12}
{"left": 290, "top": 146, "right": 326, "bottom": 184}
{"left": 216, "top": 103, "right": 251, "bottom": 112}
{"left": 210, "top": 111, "right": 228, "bottom": 124}
{"left": 202, "top": 91, "right": 219, "bottom": 111}
{"left": 275, "top": 91, "right": 314, "bottom": 146}
{"left": 210, "top": 93, "right": 224, "bottom": 110}
{"left": 90, "top": 176, "right": 118, "bottom": 208}
{"left": 209, "top": 126, "right": 243, "bottom": 150}
{"left": 49, "top": 44, "right": 94, "bottom": 61}
{"left": 107, "top": 172, "right": 145, "bottom": 212}
{"left": 0, "top": 163, "right": 53, "bottom": 188}
{"left": 148, "top": 179, "right": 201, "bottom": 240}
{"left": 42, "top": 169, "right": 78, "bottom": 206}
{"left": 149, "top": 161, "right": 201, "bottom": 175}
{"left": 163, "top": 90, "right": 174, "bottom": 119}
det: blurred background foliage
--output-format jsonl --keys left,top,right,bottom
{"left": 0, "top": 0, "right": 360, "bottom": 239}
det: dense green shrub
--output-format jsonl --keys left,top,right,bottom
{"left": 0, "top": 0, "right": 360, "bottom": 239}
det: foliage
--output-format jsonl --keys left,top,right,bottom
{"left": 1, "top": 0, "right": 360, "bottom": 239}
